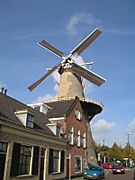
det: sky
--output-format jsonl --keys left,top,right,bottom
{"left": 0, "top": 0, "right": 135, "bottom": 148}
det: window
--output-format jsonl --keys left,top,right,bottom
{"left": 80, "top": 135, "right": 83, "bottom": 147}
{"left": 18, "top": 145, "right": 32, "bottom": 175}
{"left": 75, "top": 110, "right": 82, "bottom": 120}
{"left": 75, "top": 156, "right": 82, "bottom": 173}
{"left": 53, "top": 150, "right": 59, "bottom": 172}
{"left": 83, "top": 133, "right": 86, "bottom": 148}
{"left": 74, "top": 132, "right": 78, "bottom": 145}
{"left": 68, "top": 127, "right": 74, "bottom": 145}
{"left": 77, "top": 130, "right": 81, "bottom": 147}
{"left": 27, "top": 114, "right": 34, "bottom": 128}
{"left": 0, "top": 141, "right": 8, "bottom": 180}
{"left": 33, "top": 106, "right": 40, "bottom": 111}
{"left": 56, "top": 126, "right": 61, "bottom": 138}
{"left": 15, "top": 110, "right": 35, "bottom": 128}
{"left": 0, "top": 141, "right": 8, "bottom": 153}
{"left": 83, "top": 159, "right": 87, "bottom": 169}
{"left": 48, "top": 149, "right": 65, "bottom": 174}
{"left": 10, "top": 143, "right": 39, "bottom": 177}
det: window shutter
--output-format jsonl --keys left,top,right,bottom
{"left": 10, "top": 143, "right": 20, "bottom": 177}
{"left": 32, "top": 146, "right": 39, "bottom": 175}
{"left": 48, "top": 149, "right": 53, "bottom": 173}
{"left": 60, "top": 150, "right": 65, "bottom": 172}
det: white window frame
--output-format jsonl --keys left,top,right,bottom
{"left": 83, "top": 133, "right": 87, "bottom": 148}
{"left": 52, "top": 150, "right": 61, "bottom": 173}
{"left": 69, "top": 127, "right": 74, "bottom": 145}
{"left": 77, "top": 130, "right": 81, "bottom": 147}
{"left": 18, "top": 145, "right": 32, "bottom": 175}
{"left": 74, "top": 156, "right": 82, "bottom": 173}
{"left": 75, "top": 110, "right": 82, "bottom": 121}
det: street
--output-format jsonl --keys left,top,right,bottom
{"left": 76, "top": 169, "right": 134, "bottom": 180}
{"left": 105, "top": 169, "right": 134, "bottom": 180}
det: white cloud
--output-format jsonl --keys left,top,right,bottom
{"left": 105, "top": 28, "right": 135, "bottom": 36}
{"left": 66, "top": 11, "right": 101, "bottom": 36}
{"left": 35, "top": 94, "right": 55, "bottom": 103}
{"left": 127, "top": 118, "right": 135, "bottom": 133}
{"left": 91, "top": 119, "right": 116, "bottom": 133}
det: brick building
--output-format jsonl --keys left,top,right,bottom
{"left": 29, "top": 96, "right": 103, "bottom": 179}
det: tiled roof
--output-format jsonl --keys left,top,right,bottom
{"left": 0, "top": 92, "right": 54, "bottom": 136}
{"left": 45, "top": 99, "right": 76, "bottom": 118}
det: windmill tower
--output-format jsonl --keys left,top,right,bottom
{"left": 28, "top": 29, "right": 106, "bottom": 165}
{"left": 58, "top": 65, "right": 85, "bottom": 100}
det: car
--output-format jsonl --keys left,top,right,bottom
{"left": 102, "top": 162, "right": 113, "bottom": 169}
{"left": 84, "top": 164, "right": 105, "bottom": 179}
{"left": 112, "top": 164, "right": 125, "bottom": 174}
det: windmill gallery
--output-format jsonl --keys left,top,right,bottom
{"left": 0, "top": 29, "right": 106, "bottom": 180}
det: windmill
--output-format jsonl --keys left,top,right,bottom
{"left": 28, "top": 28, "right": 106, "bottom": 100}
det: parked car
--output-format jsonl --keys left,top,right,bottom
{"left": 84, "top": 164, "right": 105, "bottom": 179}
{"left": 102, "top": 162, "right": 113, "bottom": 169}
{"left": 112, "top": 164, "right": 125, "bottom": 174}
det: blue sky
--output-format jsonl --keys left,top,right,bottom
{"left": 0, "top": 0, "right": 135, "bottom": 147}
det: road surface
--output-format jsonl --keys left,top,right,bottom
{"left": 73, "top": 169, "right": 134, "bottom": 180}
{"left": 105, "top": 169, "right": 134, "bottom": 180}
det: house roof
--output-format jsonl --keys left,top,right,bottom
{"left": 45, "top": 96, "right": 103, "bottom": 120}
{"left": 45, "top": 98, "right": 76, "bottom": 119}
{"left": 0, "top": 92, "right": 55, "bottom": 136}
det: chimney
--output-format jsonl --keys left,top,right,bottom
{"left": 0, "top": 87, "right": 7, "bottom": 95}
{"left": 4, "top": 89, "right": 7, "bottom": 95}
{"left": 0, "top": 87, "right": 4, "bottom": 94}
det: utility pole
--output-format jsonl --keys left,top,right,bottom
{"left": 127, "top": 133, "right": 132, "bottom": 153}
{"left": 127, "top": 133, "right": 132, "bottom": 167}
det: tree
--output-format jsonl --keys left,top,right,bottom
{"left": 108, "top": 142, "right": 123, "bottom": 162}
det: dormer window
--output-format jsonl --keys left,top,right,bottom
{"left": 27, "top": 103, "right": 52, "bottom": 115}
{"left": 15, "top": 110, "right": 35, "bottom": 128}
{"left": 75, "top": 110, "right": 82, "bottom": 121}
{"left": 27, "top": 114, "right": 34, "bottom": 128}
{"left": 47, "top": 123, "right": 61, "bottom": 138}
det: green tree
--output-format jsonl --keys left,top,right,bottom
{"left": 109, "top": 142, "right": 123, "bottom": 162}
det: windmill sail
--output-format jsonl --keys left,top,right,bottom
{"left": 70, "top": 62, "right": 106, "bottom": 86}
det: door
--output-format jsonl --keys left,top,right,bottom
{"left": 66, "top": 158, "right": 69, "bottom": 178}
{"left": 0, "top": 154, "right": 6, "bottom": 180}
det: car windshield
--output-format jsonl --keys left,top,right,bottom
{"left": 113, "top": 165, "right": 123, "bottom": 169}
{"left": 89, "top": 166, "right": 98, "bottom": 171}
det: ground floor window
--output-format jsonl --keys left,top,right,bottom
{"left": 10, "top": 143, "right": 39, "bottom": 177}
{"left": 74, "top": 156, "right": 82, "bottom": 173}
{"left": 53, "top": 150, "right": 60, "bottom": 172}
{"left": 0, "top": 141, "right": 8, "bottom": 153}
{"left": 48, "top": 149, "right": 65, "bottom": 173}
{"left": 18, "top": 145, "right": 32, "bottom": 175}
{"left": 0, "top": 141, "right": 8, "bottom": 180}
{"left": 83, "top": 159, "right": 87, "bottom": 169}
